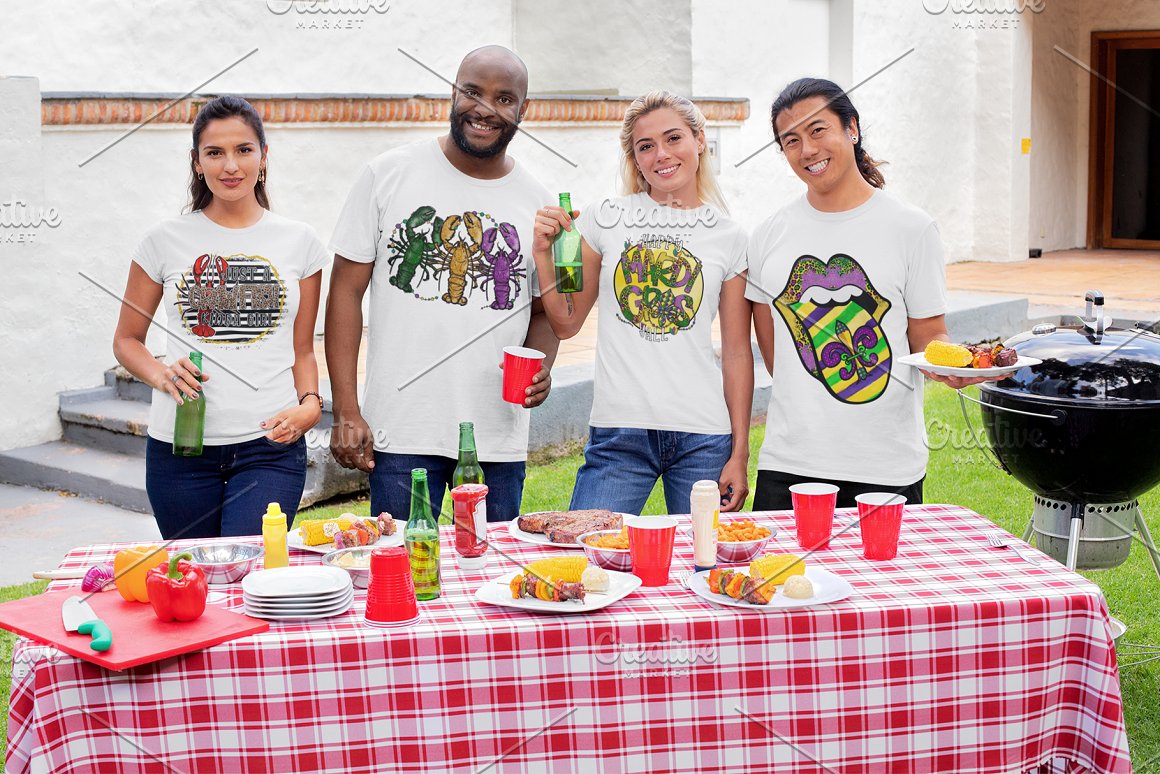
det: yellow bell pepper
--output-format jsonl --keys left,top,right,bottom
{"left": 114, "top": 545, "right": 169, "bottom": 603}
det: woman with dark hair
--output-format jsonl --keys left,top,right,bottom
{"left": 747, "top": 78, "right": 975, "bottom": 511}
{"left": 113, "top": 95, "right": 329, "bottom": 538}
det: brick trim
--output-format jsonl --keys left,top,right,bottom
{"left": 41, "top": 94, "right": 750, "bottom": 126}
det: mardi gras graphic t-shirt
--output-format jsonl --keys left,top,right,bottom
{"left": 746, "top": 190, "right": 947, "bottom": 485}
{"left": 329, "top": 138, "right": 549, "bottom": 461}
{"left": 133, "top": 210, "right": 330, "bottom": 445}
{"left": 576, "top": 193, "right": 747, "bottom": 433}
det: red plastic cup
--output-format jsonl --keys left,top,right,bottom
{"left": 790, "top": 483, "right": 839, "bottom": 550}
{"left": 365, "top": 546, "right": 419, "bottom": 625}
{"left": 502, "top": 346, "right": 546, "bottom": 404}
{"left": 856, "top": 492, "right": 907, "bottom": 561}
{"left": 626, "top": 516, "right": 677, "bottom": 586}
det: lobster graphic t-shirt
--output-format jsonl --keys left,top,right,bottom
{"left": 745, "top": 190, "right": 947, "bottom": 486}
{"left": 329, "top": 139, "right": 550, "bottom": 461}
{"left": 575, "top": 193, "right": 747, "bottom": 433}
{"left": 132, "top": 210, "right": 330, "bottom": 444}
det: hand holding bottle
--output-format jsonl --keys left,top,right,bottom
{"left": 159, "top": 355, "right": 208, "bottom": 405}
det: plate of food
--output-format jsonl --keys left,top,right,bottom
{"left": 685, "top": 555, "right": 852, "bottom": 611}
{"left": 475, "top": 556, "right": 641, "bottom": 614}
{"left": 289, "top": 513, "right": 401, "bottom": 555}
{"left": 898, "top": 341, "right": 1040, "bottom": 378}
{"left": 509, "top": 509, "right": 627, "bottom": 549}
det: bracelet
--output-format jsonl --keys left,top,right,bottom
{"left": 298, "top": 391, "right": 323, "bottom": 411}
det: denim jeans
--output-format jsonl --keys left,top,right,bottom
{"left": 570, "top": 427, "right": 733, "bottom": 515}
{"left": 370, "top": 452, "right": 526, "bottom": 523}
{"left": 146, "top": 435, "right": 308, "bottom": 540}
{"left": 752, "top": 469, "right": 925, "bottom": 511}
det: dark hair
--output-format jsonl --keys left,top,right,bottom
{"left": 187, "top": 95, "right": 270, "bottom": 212}
{"left": 770, "top": 77, "right": 886, "bottom": 189}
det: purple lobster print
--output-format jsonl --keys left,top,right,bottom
{"left": 478, "top": 222, "right": 526, "bottom": 311}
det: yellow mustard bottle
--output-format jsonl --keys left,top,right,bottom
{"left": 262, "top": 503, "right": 289, "bottom": 569}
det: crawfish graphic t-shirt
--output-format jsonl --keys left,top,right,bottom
{"left": 576, "top": 193, "right": 747, "bottom": 433}
{"left": 329, "top": 138, "right": 549, "bottom": 461}
{"left": 132, "top": 210, "right": 330, "bottom": 444}
{"left": 746, "top": 190, "right": 947, "bottom": 485}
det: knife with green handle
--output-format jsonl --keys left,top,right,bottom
{"left": 61, "top": 596, "right": 113, "bottom": 652}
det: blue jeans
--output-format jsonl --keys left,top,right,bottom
{"left": 146, "top": 435, "right": 307, "bottom": 540}
{"left": 370, "top": 452, "right": 526, "bottom": 523}
{"left": 570, "top": 427, "right": 733, "bottom": 515}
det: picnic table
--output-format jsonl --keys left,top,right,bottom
{"left": 5, "top": 504, "right": 1131, "bottom": 773}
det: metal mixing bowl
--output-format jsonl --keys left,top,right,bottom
{"left": 323, "top": 547, "right": 374, "bottom": 589}
{"left": 186, "top": 543, "right": 264, "bottom": 584}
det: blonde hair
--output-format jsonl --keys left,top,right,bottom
{"left": 618, "top": 91, "right": 728, "bottom": 212}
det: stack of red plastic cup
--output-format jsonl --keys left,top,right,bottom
{"left": 364, "top": 546, "right": 420, "bottom": 628}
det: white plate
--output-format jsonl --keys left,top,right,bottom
{"left": 288, "top": 526, "right": 403, "bottom": 555}
{"left": 241, "top": 565, "right": 352, "bottom": 599}
{"left": 243, "top": 588, "right": 354, "bottom": 609}
{"left": 685, "top": 567, "right": 853, "bottom": 611}
{"left": 508, "top": 512, "right": 632, "bottom": 550}
{"left": 897, "top": 351, "right": 1041, "bottom": 378}
{"left": 245, "top": 597, "right": 354, "bottom": 620}
{"left": 475, "top": 569, "right": 642, "bottom": 614}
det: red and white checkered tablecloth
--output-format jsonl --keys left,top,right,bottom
{"left": 6, "top": 505, "right": 1130, "bottom": 773}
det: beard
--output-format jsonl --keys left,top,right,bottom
{"left": 449, "top": 104, "right": 520, "bottom": 159}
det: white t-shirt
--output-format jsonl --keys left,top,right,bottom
{"left": 329, "top": 138, "right": 550, "bottom": 461}
{"left": 576, "top": 193, "right": 748, "bottom": 433}
{"left": 745, "top": 190, "right": 947, "bottom": 485}
{"left": 133, "top": 210, "right": 330, "bottom": 445}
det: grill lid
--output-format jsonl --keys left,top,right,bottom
{"left": 984, "top": 291, "right": 1160, "bottom": 403}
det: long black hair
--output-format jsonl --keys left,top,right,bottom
{"left": 187, "top": 95, "right": 270, "bottom": 212}
{"left": 770, "top": 78, "right": 886, "bottom": 189}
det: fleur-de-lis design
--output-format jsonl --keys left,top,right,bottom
{"left": 820, "top": 320, "right": 880, "bottom": 382}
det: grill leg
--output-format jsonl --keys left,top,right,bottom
{"left": 1022, "top": 519, "right": 1034, "bottom": 544}
{"left": 1065, "top": 503, "right": 1084, "bottom": 573}
{"left": 1134, "top": 512, "right": 1160, "bottom": 584}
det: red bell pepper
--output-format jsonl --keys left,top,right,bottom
{"left": 146, "top": 553, "right": 208, "bottom": 622}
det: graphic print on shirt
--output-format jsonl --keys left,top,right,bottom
{"left": 385, "top": 206, "right": 525, "bottom": 310}
{"left": 775, "top": 254, "right": 892, "bottom": 404}
{"left": 613, "top": 235, "right": 704, "bottom": 342}
{"left": 175, "top": 253, "right": 286, "bottom": 344}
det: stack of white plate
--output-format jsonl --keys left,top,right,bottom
{"left": 241, "top": 565, "right": 354, "bottom": 620}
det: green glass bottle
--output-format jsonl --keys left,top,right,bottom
{"left": 452, "top": 422, "right": 485, "bottom": 488}
{"left": 552, "top": 192, "right": 583, "bottom": 293}
{"left": 172, "top": 351, "right": 205, "bottom": 457}
{"left": 405, "top": 468, "right": 441, "bottom": 600}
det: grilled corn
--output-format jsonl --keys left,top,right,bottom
{"left": 923, "top": 340, "right": 973, "bottom": 367}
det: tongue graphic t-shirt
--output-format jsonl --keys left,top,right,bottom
{"left": 132, "top": 210, "right": 330, "bottom": 445}
{"left": 575, "top": 193, "right": 747, "bottom": 433}
{"left": 745, "top": 191, "right": 947, "bottom": 485}
{"left": 329, "top": 138, "right": 550, "bottom": 461}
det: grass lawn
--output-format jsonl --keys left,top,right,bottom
{"left": 2, "top": 383, "right": 1157, "bottom": 769}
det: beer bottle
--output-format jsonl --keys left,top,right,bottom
{"left": 172, "top": 351, "right": 205, "bottom": 456}
{"left": 552, "top": 192, "right": 583, "bottom": 293}
{"left": 405, "top": 468, "right": 441, "bottom": 600}
{"left": 452, "top": 421, "right": 485, "bottom": 488}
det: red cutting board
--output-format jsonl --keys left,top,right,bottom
{"left": 0, "top": 591, "right": 269, "bottom": 671}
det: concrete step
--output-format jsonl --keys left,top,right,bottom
{"left": 59, "top": 396, "right": 150, "bottom": 456}
{"left": 945, "top": 291, "right": 1029, "bottom": 344}
{"left": 0, "top": 441, "right": 150, "bottom": 513}
{"left": 106, "top": 364, "right": 154, "bottom": 403}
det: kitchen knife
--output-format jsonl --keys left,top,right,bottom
{"left": 61, "top": 596, "right": 113, "bottom": 652}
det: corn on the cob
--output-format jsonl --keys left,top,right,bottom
{"left": 523, "top": 556, "right": 589, "bottom": 583}
{"left": 749, "top": 554, "right": 806, "bottom": 585}
{"left": 299, "top": 517, "right": 354, "bottom": 546}
{"left": 923, "top": 341, "right": 973, "bottom": 367}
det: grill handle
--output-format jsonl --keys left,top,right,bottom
{"left": 957, "top": 389, "right": 1068, "bottom": 424}
{"left": 1082, "top": 290, "right": 1106, "bottom": 334}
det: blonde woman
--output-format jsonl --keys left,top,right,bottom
{"left": 531, "top": 91, "right": 753, "bottom": 514}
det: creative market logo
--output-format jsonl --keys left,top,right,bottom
{"left": 265, "top": 0, "right": 390, "bottom": 31}
{"left": 923, "top": 0, "right": 1045, "bottom": 29}
{"left": 1, "top": 197, "right": 62, "bottom": 246}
